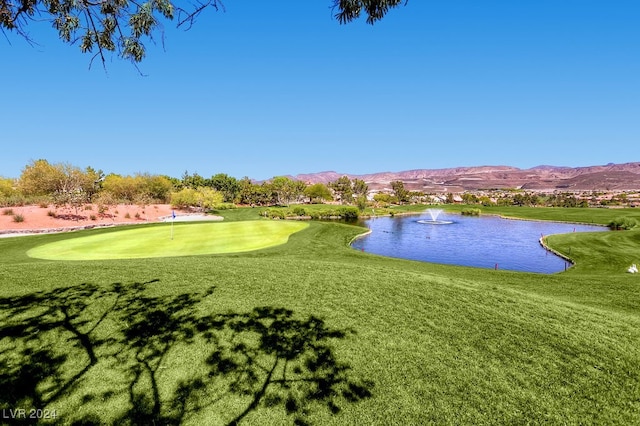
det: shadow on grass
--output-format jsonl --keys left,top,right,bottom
{"left": 0, "top": 281, "right": 372, "bottom": 425}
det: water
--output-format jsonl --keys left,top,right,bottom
{"left": 352, "top": 212, "right": 606, "bottom": 273}
{"left": 417, "top": 208, "right": 454, "bottom": 225}
{"left": 427, "top": 208, "right": 443, "bottom": 221}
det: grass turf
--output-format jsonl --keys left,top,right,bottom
{"left": 26, "top": 221, "right": 308, "bottom": 260}
{"left": 0, "top": 206, "right": 639, "bottom": 425}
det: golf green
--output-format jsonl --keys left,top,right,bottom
{"left": 27, "top": 221, "right": 309, "bottom": 260}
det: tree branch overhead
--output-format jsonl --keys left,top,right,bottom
{"left": 2, "top": 0, "right": 407, "bottom": 65}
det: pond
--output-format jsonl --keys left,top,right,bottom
{"left": 351, "top": 211, "right": 607, "bottom": 273}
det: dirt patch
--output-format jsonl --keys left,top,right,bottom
{"left": 0, "top": 204, "right": 176, "bottom": 236}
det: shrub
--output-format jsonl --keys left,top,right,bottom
{"left": 608, "top": 217, "right": 637, "bottom": 230}
{"left": 2, "top": 208, "right": 14, "bottom": 215}
{"left": 212, "top": 203, "right": 236, "bottom": 210}
{"left": 291, "top": 206, "right": 306, "bottom": 216}
{"left": 124, "top": 213, "right": 131, "bottom": 219}
{"left": 462, "top": 208, "right": 481, "bottom": 216}
{"left": 90, "top": 215, "right": 97, "bottom": 221}
{"left": 12, "top": 214, "right": 24, "bottom": 223}
{"left": 93, "top": 192, "right": 117, "bottom": 215}
{"left": 325, "top": 208, "right": 342, "bottom": 218}
{"left": 47, "top": 210, "right": 57, "bottom": 217}
{"left": 356, "top": 195, "right": 368, "bottom": 212}
{"left": 265, "top": 206, "right": 361, "bottom": 221}
{"left": 84, "top": 205, "right": 93, "bottom": 210}
{"left": 0, "top": 196, "right": 26, "bottom": 207}
{"left": 338, "top": 206, "right": 360, "bottom": 220}
{"left": 263, "top": 208, "right": 285, "bottom": 219}
{"left": 171, "top": 187, "right": 223, "bottom": 211}
{"left": 135, "top": 212, "right": 141, "bottom": 219}
{"left": 39, "top": 202, "right": 49, "bottom": 208}
{"left": 373, "top": 193, "right": 395, "bottom": 204}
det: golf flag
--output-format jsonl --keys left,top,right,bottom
{"left": 170, "top": 211, "right": 175, "bottom": 240}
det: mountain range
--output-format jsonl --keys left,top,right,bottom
{"left": 291, "top": 162, "right": 640, "bottom": 192}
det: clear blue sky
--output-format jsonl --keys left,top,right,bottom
{"left": 2, "top": 1, "right": 639, "bottom": 180}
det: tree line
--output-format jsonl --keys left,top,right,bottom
{"left": 2, "top": 160, "right": 624, "bottom": 213}
{"left": 0, "top": 159, "right": 380, "bottom": 211}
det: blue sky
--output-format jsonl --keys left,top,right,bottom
{"left": 2, "top": 0, "right": 639, "bottom": 180}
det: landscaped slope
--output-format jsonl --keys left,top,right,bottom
{"left": 0, "top": 209, "right": 638, "bottom": 425}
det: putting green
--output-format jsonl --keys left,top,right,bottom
{"left": 27, "top": 221, "right": 309, "bottom": 260}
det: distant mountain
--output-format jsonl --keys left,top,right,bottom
{"left": 290, "top": 162, "right": 640, "bottom": 192}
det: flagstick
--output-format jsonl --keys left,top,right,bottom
{"left": 171, "top": 218, "right": 174, "bottom": 240}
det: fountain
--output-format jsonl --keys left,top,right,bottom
{"left": 417, "top": 208, "right": 453, "bottom": 225}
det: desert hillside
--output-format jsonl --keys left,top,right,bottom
{"left": 293, "top": 162, "right": 640, "bottom": 192}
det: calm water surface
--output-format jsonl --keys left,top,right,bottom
{"left": 351, "top": 212, "right": 606, "bottom": 273}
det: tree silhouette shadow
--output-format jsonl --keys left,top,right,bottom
{"left": 0, "top": 280, "right": 372, "bottom": 425}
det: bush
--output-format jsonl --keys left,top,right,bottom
{"left": 356, "top": 196, "right": 368, "bottom": 212}
{"left": 291, "top": 206, "right": 306, "bottom": 216}
{"left": 608, "top": 217, "right": 637, "bottom": 230}
{"left": 90, "top": 215, "right": 97, "bottom": 221}
{"left": 338, "top": 206, "right": 360, "bottom": 220}
{"left": 171, "top": 187, "right": 223, "bottom": 211}
{"left": 12, "top": 214, "right": 24, "bottom": 223}
{"left": 262, "top": 206, "right": 359, "bottom": 221}
{"left": 2, "top": 208, "right": 14, "bottom": 215}
{"left": 93, "top": 192, "right": 117, "bottom": 214}
{"left": 263, "top": 208, "right": 285, "bottom": 219}
{"left": 47, "top": 210, "right": 57, "bottom": 217}
{"left": 212, "top": 203, "right": 236, "bottom": 210}
{"left": 124, "top": 213, "right": 131, "bottom": 219}
{"left": 322, "top": 208, "right": 334, "bottom": 217}
{"left": 461, "top": 208, "right": 481, "bottom": 216}
{"left": 0, "top": 196, "right": 22, "bottom": 207}
{"left": 170, "top": 188, "right": 198, "bottom": 210}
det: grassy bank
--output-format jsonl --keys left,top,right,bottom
{"left": 1, "top": 207, "right": 639, "bottom": 425}
{"left": 444, "top": 204, "right": 640, "bottom": 225}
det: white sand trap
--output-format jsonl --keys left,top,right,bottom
{"left": 162, "top": 214, "right": 224, "bottom": 222}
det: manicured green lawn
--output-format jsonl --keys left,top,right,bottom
{"left": 445, "top": 204, "right": 640, "bottom": 226}
{"left": 26, "top": 221, "right": 308, "bottom": 260}
{"left": 1, "top": 206, "right": 639, "bottom": 425}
